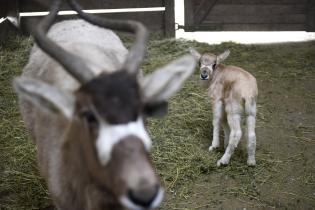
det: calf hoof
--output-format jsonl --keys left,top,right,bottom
{"left": 209, "top": 145, "right": 219, "bottom": 151}
{"left": 216, "top": 158, "right": 229, "bottom": 167}
{"left": 247, "top": 158, "right": 256, "bottom": 166}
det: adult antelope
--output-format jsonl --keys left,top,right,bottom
{"left": 189, "top": 48, "right": 258, "bottom": 167}
{"left": 13, "top": 0, "right": 196, "bottom": 209}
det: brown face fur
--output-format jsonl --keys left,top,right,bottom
{"left": 79, "top": 72, "right": 142, "bottom": 124}
{"left": 108, "top": 137, "right": 159, "bottom": 200}
{"left": 61, "top": 71, "right": 161, "bottom": 209}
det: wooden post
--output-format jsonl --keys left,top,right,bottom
{"left": 0, "top": 19, "right": 20, "bottom": 43}
{"left": 0, "top": 0, "right": 19, "bottom": 23}
{"left": 0, "top": 0, "right": 20, "bottom": 42}
{"left": 164, "top": 0, "right": 175, "bottom": 37}
{"left": 184, "top": 0, "right": 194, "bottom": 27}
{"left": 306, "top": 0, "right": 315, "bottom": 31}
{"left": 0, "top": 0, "right": 9, "bottom": 18}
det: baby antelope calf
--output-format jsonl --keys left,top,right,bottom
{"left": 190, "top": 48, "right": 258, "bottom": 166}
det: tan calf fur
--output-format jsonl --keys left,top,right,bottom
{"left": 190, "top": 48, "right": 258, "bottom": 166}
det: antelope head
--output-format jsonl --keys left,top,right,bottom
{"left": 13, "top": 0, "right": 196, "bottom": 209}
{"left": 189, "top": 48, "right": 230, "bottom": 80}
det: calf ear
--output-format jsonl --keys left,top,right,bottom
{"left": 217, "top": 49, "right": 230, "bottom": 63}
{"left": 13, "top": 77, "right": 75, "bottom": 119}
{"left": 141, "top": 55, "right": 196, "bottom": 104}
{"left": 188, "top": 47, "right": 201, "bottom": 60}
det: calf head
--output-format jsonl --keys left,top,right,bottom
{"left": 189, "top": 48, "right": 230, "bottom": 80}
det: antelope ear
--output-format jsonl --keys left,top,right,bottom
{"left": 217, "top": 49, "right": 230, "bottom": 63}
{"left": 141, "top": 55, "right": 196, "bottom": 105}
{"left": 188, "top": 47, "right": 201, "bottom": 60}
{"left": 13, "top": 77, "right": 75, "bottom": 119}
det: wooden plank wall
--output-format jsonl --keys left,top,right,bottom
{"left": 2, "top": 0, "right": 175, "bottom": 37}
{"left": 306, "top": 0, "right": 315, "bottom": 32}
{"left": 0, "top": 0, "right": 18, "bottom": 19}
{"left": 0, "top": 0, "right": 9, "bottom": 18}
{"left": 185, "top": 0, "right": 315, "bottom": 31}
{"left": 19, "top": 0, "right": 164, "bottom": 11}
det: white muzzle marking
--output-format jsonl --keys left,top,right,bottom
{"left": 200, "top": 64, "right": 213, "bottom": 73}
{"left": 200, "top": 64, "right": 213, "bottom": 80}
{"left": 95, "top": 117, "right": 151, "bottom": 165}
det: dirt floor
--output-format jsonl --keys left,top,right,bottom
{"left": 0, "top": 35, "right": 314, "bottom": 210}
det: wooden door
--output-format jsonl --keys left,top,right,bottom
{"left": 184, "top": 0, "right": 315, "bottom": 32}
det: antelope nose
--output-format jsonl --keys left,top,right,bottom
{"left": 128, "top": 184, "right": 160, "bottom": 208}
{"left": 201, "top": 67, "right": 208, "bottom": 73}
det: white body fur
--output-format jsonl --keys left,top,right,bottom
{"left": 23, "top": 19, "right": 127, "bottom": 91}
{"left": 20, "top": 19, "right": 131, "bottom": 207}
{"left": 190, "top": 48, "right": 258, "bottom": 166}
{"left": 15, "top": 19, "right": 196, "bottom": 210}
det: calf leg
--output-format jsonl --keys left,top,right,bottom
{"left": 222, "top": 116, "right": 230, "bottom": 148}
{"left": 209, "top": 100, "right": 223, "bottom": 151}
{"left": 217, "top": 113, "right": 242, "bottom": 166}
{"left": 245, "top": 98, "right": 257, "bottom": 166}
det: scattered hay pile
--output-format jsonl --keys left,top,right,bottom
{"left": 1, "top": 35, "right": 314, "bottom": 209}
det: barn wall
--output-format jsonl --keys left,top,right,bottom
{"left": 19, "top": 0, "right": 174, "bottom": 37}
{"left": 184, "top": 0, "right": 315, "bottom": 32}
{"left": 0, "top": 0, "right": 18, "bottom": 19}
{"left": 19, "top": 0, "right": 164, "bottom": 11}
{"left": 1, "top": 0, "right": 175, "bottom": 37}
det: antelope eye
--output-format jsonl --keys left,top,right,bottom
{"left": 81, "top": 111, "right": 98, "bottom": 124}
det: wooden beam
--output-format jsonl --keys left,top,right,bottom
{"left": 209, "top": 5, "right": 306, "bottom": 16}
{"left": 184, "top": 0, "right": 194, "bottom": 26}
{"left": 218, "top": 0, "right": 307, "bottom": 4}
{"left": 0, "top": 19, "right": 20, "bottom": 43}
{"left": 1, "top": 0, "right": 19, "bottom": 20}
{"left": 0, "top": 0, "right": 9, "bottom": 18}
{"left": 164, "top": 0, "right": 175, "bottom": 37}
{"left": 20, "top": 12, "right": 164, "bottom": 35}
{"left": 20, "top": 0, "right": 164, "bottom": 12}
{"left": 184, "top": 23, "right": 305, "bottom": 31}
{"left": 19, "top": 0, "right": 170, "bottom": 37}
{"left": 193, "top": 0, "right": 218, "bottom": 24}
{"left": 205, "top": 14, "right": 306, "bottom": 24}
{"left": 306, "top": 0, "right": 315, "bottom": 31}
